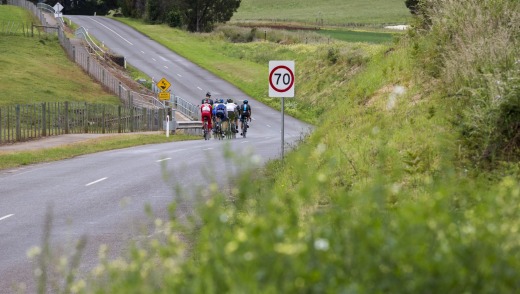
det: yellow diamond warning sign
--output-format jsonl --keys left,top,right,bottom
{"left": 157, "top": 78, "right": 171, "bottom": 92}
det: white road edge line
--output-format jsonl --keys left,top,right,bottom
{"left": 203, "top": 148, "right": 213, "bottom": 151}
{"left": 266, "top": 124, "right": 271, "bottom": 128}
{"left": 171, "top": 148, "right": 186, "bottom": 152}
{"left": 241, "top": 141, "right": 249, "bottom": 144}
{"left": 152, "top": 58, "right": 157, "bottom": 61}
{"left": 140, "top": 50, "right": 145, "bottom": 54}
{"left": 88, "top": 17, "right": 133, "bottom": 45}
{"left": 177, "top": 74, "right": 182, "bottom": 77}
{"left": 0, "top": 214, "right": 14, "bottom": 221}
{"left": 86, "top": 177, "right": 108, "bottom": 187}
{"left": 164, "top": 66, "right": 168, "bottom": 69}
{"left": 156, "top": 158, "right": 171, "bottom": 162}
{"left": 197, "top": 87, "right": 203, "bottom": 91}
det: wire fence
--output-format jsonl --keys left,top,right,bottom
{"left": 0, "top": 102, "right": 165, "bottom": 144}
{"left": 0, "top": 20, "right": 32, "bottom": 35}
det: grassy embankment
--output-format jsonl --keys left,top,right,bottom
{"left": 23, "top": 0, "right": 520, "bottom": 292}
{"left": 0, "top": 6, "right": 196, "bottom": 169}
{"left": 0, "top": 7, "right": 118, "bottom": 106}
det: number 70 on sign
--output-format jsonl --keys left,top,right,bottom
{"left": 269, "top": 61, "right": 295, "bottom": 98}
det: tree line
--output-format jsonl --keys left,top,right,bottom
{"left": 33, "top": 0, "right": 241, "bottom": 32}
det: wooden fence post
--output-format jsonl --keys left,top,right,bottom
{"left": 16, "top": 105, "right": 21, "bottom": 142}
{"left": 130, "top": 105, "right": 134, "bottom": 133}
{"left": 118, "top": 105, "right": 122, "bottom": 133}
{"left": 42, "top": 102, "right": 46, "bottom": 137}
{"left": 118, "top": 82, "right": 122, "bottom": 101}
{"left": 102, "top": 105, "right": 106, "bottom": 134}
{"left": 65, "top": 101, "right": 69, "bottom": 134}
{"left": 84, "top": 102, "right": 88, "bottom": 133}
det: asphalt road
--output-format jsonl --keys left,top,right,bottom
{"left": 0, "top": 16, "right": 310, "bottom": 292}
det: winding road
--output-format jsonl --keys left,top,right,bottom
{"left": 0, "top": 16, "right": 310, "bottom": 292}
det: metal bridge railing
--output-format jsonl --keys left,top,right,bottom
{"left": 74, "top": 26, "right": 106, "bottom": 60}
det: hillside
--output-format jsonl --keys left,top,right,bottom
{"left": 0, "top": 6, "right": 119, "bottom": 106}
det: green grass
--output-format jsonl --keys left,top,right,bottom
{"left": 0, "top": 7, "right": 119, "bottom": 107}
{"left": 233, "top": 0, "right": 411, "bottom": 25}
{"left": 0, "top": 4, "right": 33, "bottom": 21}
{"left": 317, "top": 28, "right": 396, "bottom": 43}
{"left": 0, "top": 133, "right": 198, "bottom": 170}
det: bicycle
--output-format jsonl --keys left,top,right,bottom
{"left": 214, "top": 119, "right": 224, "bottom": 140}
{"left": 202, "top": 117, "right": 210, "bottom": 140}
{"left": 231, "top": 120, "right": 238, "bottom": 139}
{"left": 224, "top": 119, "right": 234, "bottom": 139}
{"left": 240, "top": 117, "right": 249, "bottom": 138}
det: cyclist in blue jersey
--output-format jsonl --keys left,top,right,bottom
{"left": 213, "top": 99, "right": 228, "bottom": 136}
{"left": 238, "top": 100, "right": 252, "bottom": 135}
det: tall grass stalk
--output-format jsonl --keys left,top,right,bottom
{"left": 411, "top": 0, "right": 520, "bottom": 164}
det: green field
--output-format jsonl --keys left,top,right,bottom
{"left": 233, "top": 0, "right": 411, "bottom": 25}
{"left": 0, "top": 6, "right": 119, "bottom": 106}
{"left": 317, "top": 28, "right": 396, "bottom": 43}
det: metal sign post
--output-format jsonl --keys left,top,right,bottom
{"left": 269, "top": 61, "right": 295, "bottom": 159}
{"left": 281, "top": 97, "right": 285, "bottom": 158}
{"left": 166, "top": 115, "right": 170, "bottom": 137}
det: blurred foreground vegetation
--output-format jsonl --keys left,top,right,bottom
{"left": 25, "top": 0, "right": 520, "bottom": 292}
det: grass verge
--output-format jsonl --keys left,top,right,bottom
{"left": 0, "top": 133, "right": 198, "bottom": 170}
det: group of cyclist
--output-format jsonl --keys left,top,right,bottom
{"left": 200, "top": 92, "right": 252, "bottom": 137}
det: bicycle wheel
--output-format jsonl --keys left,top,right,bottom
{"left": 241, "top": 120, "right": 247, "bottom": 138}
{"left": 203, "top": 123, "right": 209, "bottom": 140}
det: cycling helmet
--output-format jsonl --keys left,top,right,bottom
{"left": 206, "top": 92, "right": 211, "bottom": 97}
{"left": 227, "top": 98, "right": 233, "bottom": 103}
{"left": 243, "top": 100, "right": 248, "bottom": 104}
{"left": 218, "top": 98, "right": 223, "bottom": 103}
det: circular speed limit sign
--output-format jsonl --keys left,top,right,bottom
{"left": 269, "top": 61, "right": 295, "bottom": 97}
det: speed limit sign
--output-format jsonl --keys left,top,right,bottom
{"left": 269, "top": 61, "right": 295, "bottom": 97}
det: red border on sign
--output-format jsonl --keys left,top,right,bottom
{"left": 269, "top": 65, "right": 295, "bottom": 93}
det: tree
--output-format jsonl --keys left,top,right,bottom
{"left": 145, "top": 0, "right": 161, "bottom": 23}
{"left": 405, "top": 0, "right": 420, "bottom": 14}
{"left": 179, "top": 0, "right": 241, "bottom": 32}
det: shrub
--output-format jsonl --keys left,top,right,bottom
{"left": 166, "top": 9, "right": 182, "bottom": 28}
{"left": 410, "top": 0, "right": 520, "bottom": 164}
